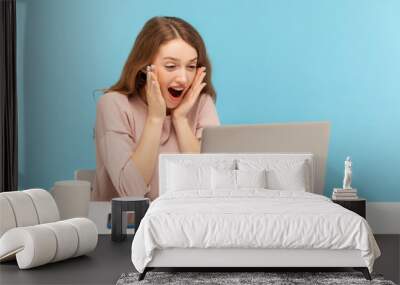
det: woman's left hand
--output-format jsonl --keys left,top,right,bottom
{"left": 172, "top": 66, "right": 207, "bottom": 120}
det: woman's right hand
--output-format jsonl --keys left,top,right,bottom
{"left": 145, "top": 65, "right": 166, "bottom": 121}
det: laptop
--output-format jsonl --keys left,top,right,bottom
{"left": 200, "top": 121, "right": 331, "bottom": 195}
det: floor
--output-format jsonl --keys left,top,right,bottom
{"left": 374, "top": 234, "right": 400, "bottom": 284}
{"left": 0, "top": 235, "right": 399, "bottom": 285}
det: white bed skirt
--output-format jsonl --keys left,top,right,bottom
{"left": 147, "top": 248, "right": 366, "bottom": 268}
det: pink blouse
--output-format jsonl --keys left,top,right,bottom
{"left": 91, "top": 91, "right": 220, "bottom": 201}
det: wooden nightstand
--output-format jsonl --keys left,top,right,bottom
{"left": 332, "top": 198, "right": 366, "bottom": 218}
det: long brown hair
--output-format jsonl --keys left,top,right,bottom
{"left": 106, "top": 16, "right": 217, "bottom": 102}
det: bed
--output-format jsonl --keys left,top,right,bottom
{"left": 131, "top": 153, "right": 380, "bottom": 281}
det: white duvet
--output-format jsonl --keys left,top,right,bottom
{"left": 131, "top": 190, "right": 380, "bottom": 273}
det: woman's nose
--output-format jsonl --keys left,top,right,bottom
{"left": 175, "top": 69, "right": 189, "bottom": 84}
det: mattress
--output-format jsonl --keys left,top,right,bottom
{"left": 131, "top": 190, "right": 380, "bottom": 273}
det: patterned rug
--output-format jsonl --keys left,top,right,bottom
{"left": 116, "top": 271, "right": 396, "bottom": 285}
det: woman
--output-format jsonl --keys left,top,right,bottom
{"left": 91, "top": 16, "right": 220, "bottom": 201}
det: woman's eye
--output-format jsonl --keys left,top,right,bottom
{"left": 165, "top": 65, "right": 197, "bottom": 71}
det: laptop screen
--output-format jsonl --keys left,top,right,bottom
{"left": 200, "top": 122, "right": 330, "bottom": 195}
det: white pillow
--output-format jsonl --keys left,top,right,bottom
{"left": 211, "top": 168, "right": 268, "bottom": 190}
{"left": 211, "top": 168, "right": 236, "bottom": 190}
{"left": 266, "top": 165, "right": 306, "bottom": 191}
{"left": 238, "top": 159, "right": 309, "bottom": 191}
{"left": 236, "top": 169, "right": 267, "bottom": 188}
{"left": 167, "top": 162, "right": 212, "bottom": 191}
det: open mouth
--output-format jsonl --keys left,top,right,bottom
{"left": 168, "top": 87, "right": 184, "bottom": 98}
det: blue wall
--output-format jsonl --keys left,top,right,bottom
{"left": 17, "top": 0, "right": 400, "bottom": 201}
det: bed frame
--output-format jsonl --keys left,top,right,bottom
{"left": 139, "top": 249, "right": 371, "bottom": 280}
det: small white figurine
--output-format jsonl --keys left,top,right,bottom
{"left": 343, "top": 156, "right": 352, "bottom": 189}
